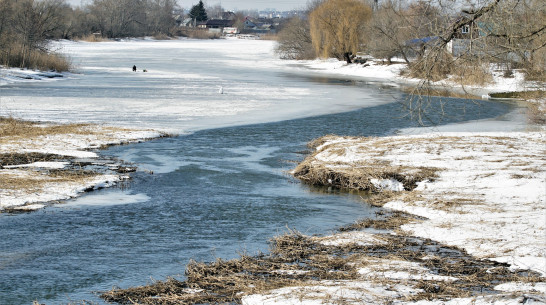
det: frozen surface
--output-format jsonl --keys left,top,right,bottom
{"left": 1, "top": 39, "right": 399, "bottom": 134}
{"left": 59, "top": 190, "right": 150, "bottom": 207}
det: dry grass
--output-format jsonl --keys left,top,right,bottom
{"left": 0, "top": 117, "right": 91, "bottom": 141}
{"left": 339, "top": 211, "right": 421, "bottom": 232}
{"left": 0, "top": 44, "right": 71, "bottom": 71}
{"left": 259, "top": 33, "right": 278, "bottom": 41}
{"left": 1, "top": 170, "right": 47, "bottom": 192}
{"left": 76, "top": 34, "right": 110, "bottom": 42}
{"left": 0, "top": 116, "right": 154, "bottom": 146}
{"left": 292, "top": 158, "right": 438, "bottom": 195}
{"left": 1, "top": 168, "right": 98, "bottom": 192}
{"left": 450, "top": 61, "right": 494, "bottom": 87}
{"left": 152, "top": 33, "right": 172, "bottom": 40}
{"left": 0, "top": 152, "right": 63, "bottom": 166}
{"left": 176, "top": 28, "right": 221, "bottom": 39}
{"left": 0, "top": 117, "right": 162, "bottom": 212}
{"left": 407, "top": 50, "right": 455, "bottom": 82}
{"left": 101, "top": 211, "right": 544, "bottom": 304}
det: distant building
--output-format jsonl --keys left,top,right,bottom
{"left": 242, "top": 17, "right": 278, "bottom": 34}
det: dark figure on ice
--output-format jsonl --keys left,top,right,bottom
{"left": 132, "top": 65, "right": 137, "bottom": 72}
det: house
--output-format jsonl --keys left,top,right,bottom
{"left": 447, "top": 14, "right": 488, "bottom": 57}
{"left": 179, "top": 17, "right": 195, "bottom": 27}
{"left": 204, "top": 19, "right": 235, "bottom": 29}
{"left": 197, "top": 19, "right": 236, "bottom": 33}
{"left": 405, "top": 36, "right": 440, "bottom": 58}
{"left": 242, "top": 17, "right": 277, "bottom": 34}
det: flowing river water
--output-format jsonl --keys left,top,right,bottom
{"left": 0, "top": 39, "right": 528, "bottom": 304}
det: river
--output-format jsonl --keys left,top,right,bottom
{"left": 0, "top": 39, "right": 527, "bottom": 304}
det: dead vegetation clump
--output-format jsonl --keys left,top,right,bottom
{"left": 406, "top": 50, "right": 455, "bottom": 82}
{"left": 76, "top": 34, "right": 110, "bottom": 42}
{"left": 449, "top": 60, "right": 494, "bottom": 87}
{"left": 101, "top": 231, "right": 363, "bottom": 304}
{"left": 0, "top": 152, "right": 65, "bottom": 167}
{"left": 101, "top": 211, "right": 544, "bottom": 304}
{"left": 339, "top": 210, "right": 421, "bottom": 232}
{"left": 292, "top": 135, "right": 440, "bottom": 198}
{"left": 1, "top": 43, "right": 71, "bottom": 72}
{"left": 292, "top": 158, "right": 438, "bottom": 195}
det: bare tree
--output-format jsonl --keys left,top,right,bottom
{"left": 275, "top": 16, "right": 315, "bottom": 60}
{"left": 206, "top": 3, "right": 224, "bottom": 19}
{"left": 407, "top": 0, "right": 545, "bottom": 84}
{"left": 367, "top": 0, "right": 443, "bottom": 64}
{"left": 11, "top": 0, "right": 67, "bottom": 67}
{"left": 146, "top": 0, "right": 178, "bottom": 36}
{"left": 88, "top": 0, "right": 146, "bottom": 38}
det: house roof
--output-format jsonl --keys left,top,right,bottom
{"left": 205, "top": 19, "right": 235, "bottom": 27}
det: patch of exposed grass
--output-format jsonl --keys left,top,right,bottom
{"left": 339, "top": 211, "right": 420, "bottom": 232}
{"left": 0, "top": 117, "right": 91, "bottom": 141}
{"left": 0, "top": 116, "right": 158, "bottom": 148}
{"left": 76, "top": 34, "right": 110, "bottom": 42}
{"left": 0, "top": 170, "right": 46, "bottom": 192}
{"left": 0, "top": 152, "right": 65, "bottom": 166}
{"left": 0, "top": 168, "right": 98, "bottom": 192}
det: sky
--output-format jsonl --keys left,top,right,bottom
{"left": 66, "top": 0, "right": 310, "bottom": 11}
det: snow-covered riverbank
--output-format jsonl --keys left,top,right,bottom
{"left": 241, "top": 132, "right": 545, "bottom": 305}
{"left": 0, "top": 119, "right": 163, "bottom": 211}
{"left": 1, "top": 39, "right": 544, "bottom": 304}
{"left": 298, "top": 57, "right": 542, "bottom": 99}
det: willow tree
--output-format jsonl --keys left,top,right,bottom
{"left": 309, "top": 0, "right": 372, "bottom": 62}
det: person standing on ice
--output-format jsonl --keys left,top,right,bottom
{"left": 132, "top": 65, "right": 137, "bottom": 72}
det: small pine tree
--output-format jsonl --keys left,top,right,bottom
{"left": 189, "top": 0, "right": 208, "bottom": 22}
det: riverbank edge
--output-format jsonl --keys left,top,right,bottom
{"left": 101, "top": 131, "right": 545, "bottom": 305}
{"left": 0, "top": 118, "right": 169, "bottom": 212}
{"left": 280, "top": 132, "right": 546, "bottom": 301}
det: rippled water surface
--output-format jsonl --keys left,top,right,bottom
{"left": 0, "top": 39, "right": 523, "bottom": 304}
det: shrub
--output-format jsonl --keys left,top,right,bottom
{"left": 0, "top": 44, "right": 71, "bottom": 72}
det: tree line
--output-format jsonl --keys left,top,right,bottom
{"left": 1, "top": 0, "right": 543, "bottom": 87}
{"left": 0, "top": 0, "right": 180, "bottom": 71}
{"left": 0, "top": 0, "right": 266, "bottom": 71}
{"left": 276, "top": 0, "right": 544, "bottom": 86}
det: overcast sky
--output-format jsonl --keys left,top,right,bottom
{"left": 66, "top": 0, "right": 310, "bottom": 11}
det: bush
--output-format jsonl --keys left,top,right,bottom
{"left": 275, "top": 17, "right": 315, "bottom": 60}
{"left": 176, "top": 28, "right": 221, "bottom": 39}
{"left": 0, "top": 44, "right": 71, "bottom": 72}
{"left": 407, "top": 49, "right": 455, "bottom": 81}
{"left": 76, "top": 34, "right": 110, "bottom": 42}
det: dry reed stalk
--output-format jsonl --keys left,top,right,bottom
{"left": 101, "top": 212, "right": 545, "bottom": 304}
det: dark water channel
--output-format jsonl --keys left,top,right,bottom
{"left": 0, "top": 96, "right": 516, "bottom": 304}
